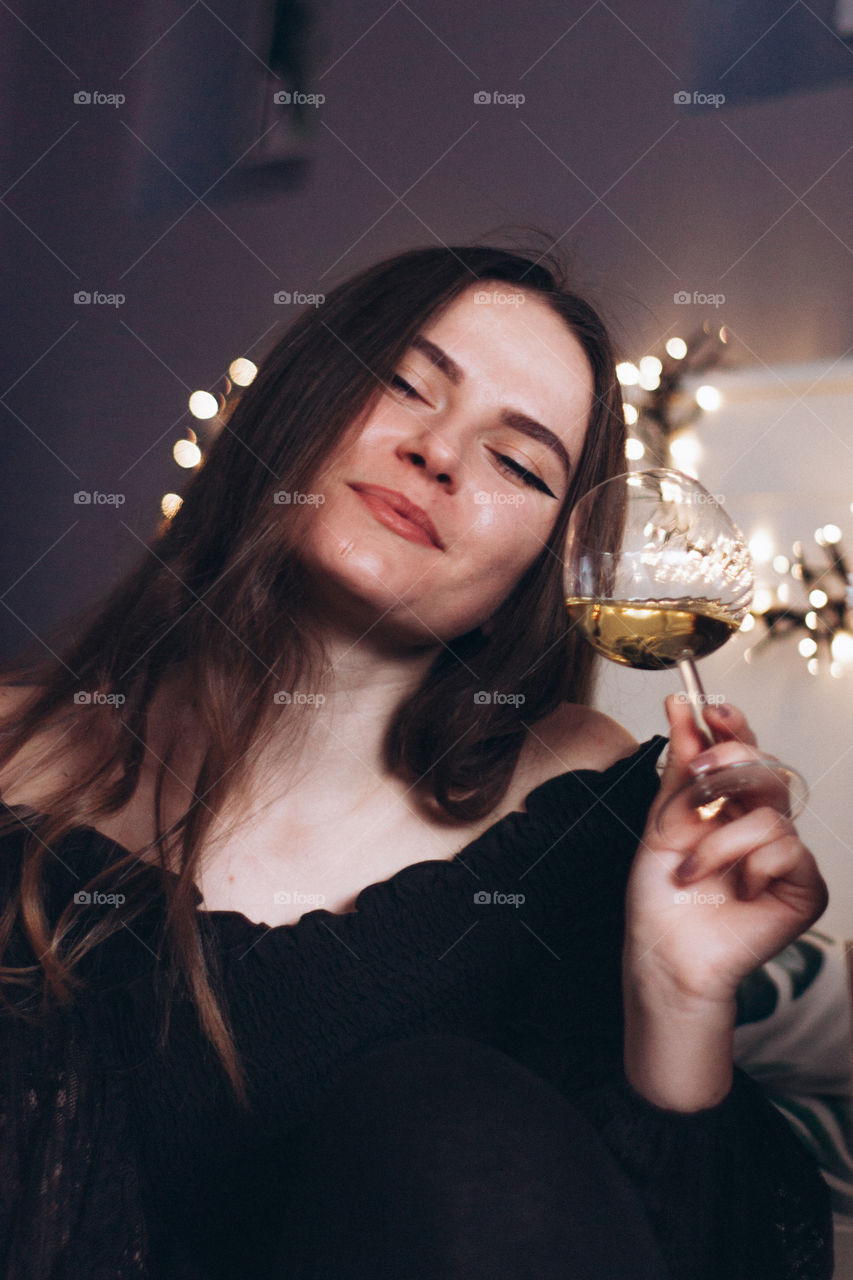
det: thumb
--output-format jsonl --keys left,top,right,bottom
{"left": 645, "top": 694, "right": 718, "bottom": 847}
{"left": 657, "top": 693, "right": 714, "bottom": 799}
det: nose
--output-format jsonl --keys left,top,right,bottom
{"left": 396, "top": 420, "right": 460, "bottom": 490}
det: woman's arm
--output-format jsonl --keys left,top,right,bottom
{"left": 502, "top": 711, "right": 833, "bottom": 1277}
{"left": 622, "top": 696, "right": 828, "bottom": 1106}
{"left": 622, "top": 979, "right": 735, "bottom": 1111}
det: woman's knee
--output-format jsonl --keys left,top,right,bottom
{"left": 277, "top": 1034, "right": 672, "bottom": 1278}
{"left": 298, "top": 1032, "right": 634, "bottom": 1199}
{"left": 325, "top": 1032, "right": 554, "bottom": 1113}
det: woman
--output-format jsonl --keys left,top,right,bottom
{"left": 0, "top": 242, "right": 833, "bottom": 1278}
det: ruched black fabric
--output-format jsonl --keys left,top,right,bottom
{"left": 0, "top": 735, "right": 835, "bottom": 1279}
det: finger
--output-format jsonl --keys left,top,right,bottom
{"left": 658, "top": 694, "right": 712, "bottom": 794}
{"left": 684, "top": 747, "right": 792, "bottom": 820}
{"left": 692, "top": 805, "right": 792, "bottom": 863}
{"left": 649, "top": 773, "right": 724, "bottom": 853}
{"left": 656, "top": 705, "right": 779, "bottom": 815}
{"left": 701, "top": 702, "right": 758, "bottom": 748}
{"left": 676, "top": 806, "right": 794, "bottom": 883}
{"left": 735, "top": 834, "right": 807, "bottom": 901}
{"left": 649, "top": 697, "right": 755, "bottom": 851}
{"left": 692, "top": 761, "right": 794, "bottom": 820}
{"left": 688, "top": 740, "right": 782, "bottom": 776}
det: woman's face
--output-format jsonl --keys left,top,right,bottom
{"left": 299, "top": 282, "right": 596, "bottom": 645}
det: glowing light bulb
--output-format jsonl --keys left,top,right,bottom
{"left": 623, "top": 403, "right": 639, "bottom": 426}
{"left": 189, "top": 390, "right": 218, "bottom": 419}
{"left": 805, "top": 612, "right": 818, "bottom": 629}
{"left": 173, "top": 439, "right": 202, "bottom": 468}
{"left": 616, "top": 362, "right": 639, "bottom": 386}
{"left": 228, "top": 358, "right": 258, "bottom": 386}
{"left": 668, "top": 433, "right": 702, "bottom": 475}
{"left": 823, "top": 524, "right": 842, "bottom": 544}
{"left": 695, "top": 385, "right": 722, "bottom": 411}
{"left": 777, "top": 582, "right": 790, "bottom": 603}
{"left": 831, "top": 630, "right": 853, "bottom": 664}
{"left": 798, "top": 637, "right": 818, "bottom": 657}
{"left": 772, "top": 555, "right": 790, "bottom": 574}
{"left": 665, "top": 337, "right": 687, "bottom": 359}
{"left": 625, "top": 437, "right": 645, "bottom": 460}
{"left": 161, "top": 493, "right": 183, "bottom": 518}
{"left": 809, "top": 589, "right": 828, "bottom": 608}
{"left": 659, "top": 478, "right": 683, "bottom": 504}
{"left": 739, "top": 613, "right": 755, "bottom": 632}
{"left": 807, "top": 658, "right": 819, "bottom": 675}
{"left": 638, "top": 368, "right": 660, "bottom": 391}
{"left": 639, "top": 356, "right": 662, "bottom": 378}
{"left": 748, "top": 531, "right": 774, "bottom": 564}
{"left": 753, "top": 588, "right": 773, "bottom": 613}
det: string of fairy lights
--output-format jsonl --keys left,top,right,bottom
{"left": 159, "top": 357, "right": 259, "bottom": 523}
{"left": 743, "top": 528, "right": 853, "bottom": 679}
{"left": 616, "top": 320, "right": 729, "bottom": 473}
{"left": 165, "top": 338, "right": 853, "bottom": 677}
{"left": 615, "top": 323, "right": 853, "bottom": 678}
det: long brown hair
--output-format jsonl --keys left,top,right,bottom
{"left": 0, "top": 239, "right": 627, "bottom": 1108}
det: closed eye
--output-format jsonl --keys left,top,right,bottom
{"left": 492, "top": 452, "right": 556, "bottom": 497}
{"left": 389, "top": 373, "right": 421, "bottom": 399}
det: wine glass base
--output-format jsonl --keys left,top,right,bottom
{"left": 656, "top": 759, "right": 808, "bottom": 841}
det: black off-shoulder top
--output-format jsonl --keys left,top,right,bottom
{"left": 0, "top": 736, "right": 833, "bottom": 1279}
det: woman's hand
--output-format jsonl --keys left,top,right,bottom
{"left": 624, "top": 695, "right": 829, "bottom": 1011}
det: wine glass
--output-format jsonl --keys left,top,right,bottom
{"left": 562, "top": 468, "right": 808, "bottom": 838}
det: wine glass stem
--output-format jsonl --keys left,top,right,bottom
{"left": 676, "top": 656, "right": 716, "bottom": 748}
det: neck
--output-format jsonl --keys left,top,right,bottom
{"left": 144, "top": 626, "right": 444, "bottom": 834}
{"left": 267, "top": 626, "right": 441, "bottom": 804}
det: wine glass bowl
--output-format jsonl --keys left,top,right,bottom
{"left": 562, "top": 468, "right": 808, "bottom": 837}
{"left": 564, "top": 470, "right": 753, "bottom": 669}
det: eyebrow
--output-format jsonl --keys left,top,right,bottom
{"left": 410, "top": 334, "right": 572, "bottom": 478}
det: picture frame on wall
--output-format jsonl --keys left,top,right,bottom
{"left": 123, "top": 0, "right": 330, "bottom": 212}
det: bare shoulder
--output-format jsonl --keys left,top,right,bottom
{"left": 522, "top": 702, "right": 639, "bottom": 781}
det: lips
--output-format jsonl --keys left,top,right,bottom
{"left": 349, "top": 484, "right": 444, "bottom": 550}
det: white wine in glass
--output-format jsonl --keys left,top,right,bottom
{"left": 563, "top": 597, "right": 741, "bottom": 669}
{"left": 563, "top": 468, "right": 808, "bottom": 837}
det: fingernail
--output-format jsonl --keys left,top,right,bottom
{"left": 689, "top": 754, "right": 717, "bottom": 774}
{"left": 715, "top": 704, "right": 732, "bottom": 719}
{"left": 677, "top": 855, "right": 698, "bottom": 882}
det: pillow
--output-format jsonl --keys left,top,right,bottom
{"left": 734, "top": 928, "right": 853, "bottom": 1218}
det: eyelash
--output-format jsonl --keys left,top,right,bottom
{"left": 389, "top": 373, "right": 420, "bottom": 398}
{"left": 491, "top": 452, "right": 553, "bottom": 494}
{"left": 389, "top": 374, "right": 555, "bottom": 496}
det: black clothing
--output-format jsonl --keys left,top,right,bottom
{"left": 266, "top": 1030, "right": 674, "bottom": 1278}
{"left": 0, "top": 736, "right": 833, "bottom": 1278}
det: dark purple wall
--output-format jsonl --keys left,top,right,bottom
{"left": 3, "top": 0, "right": 852, "bottom": 661}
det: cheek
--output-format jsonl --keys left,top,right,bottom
{"left": 314, "top": 406, "right": 384, "bottom": 483}
{"left": 474, "top": 490, "right": 554, "bottom": 543}
{"left": 340, "top": 407, "right": 397, "bottom": 456}
{"left": 461, "top": 498, "right": 554, "bottom": 584}
{"left": 297, "top": 503, "right": 396, "bottom": 606}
